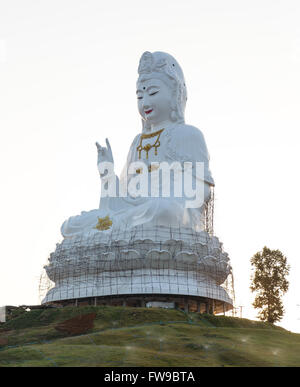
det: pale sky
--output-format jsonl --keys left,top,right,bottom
{"left": 0, "top": 0, "right": 300, "bottom": 332}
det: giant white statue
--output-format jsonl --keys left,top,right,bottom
{"left": 62, "top": 51, "right": 213, "bottom": 237}
{"left": 43, "top": 52, "right": 233, "bottom": 313}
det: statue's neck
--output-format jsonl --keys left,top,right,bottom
{"left": 144, "top": 119, "right": 174, "bottom": 134}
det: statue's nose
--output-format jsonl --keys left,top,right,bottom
{"left": 142, "top": 95, "right": 150, "bottom": 109}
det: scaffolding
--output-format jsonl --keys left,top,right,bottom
{"left": 40, "top": 187, "right": 235, "bottom": 314}
{"left": 204, "top": 186, "right": 214, "bottom": 236}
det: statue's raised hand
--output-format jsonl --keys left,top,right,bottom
{"left": 96, "top": 138, "right": 114, "bottom": 165}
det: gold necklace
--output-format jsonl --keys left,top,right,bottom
{"left": 136, "top": 128, "right": 164, "bottom": 159}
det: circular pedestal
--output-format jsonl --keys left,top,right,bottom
{"left": 42, "top": 225, "right": 233, "bottom": 312}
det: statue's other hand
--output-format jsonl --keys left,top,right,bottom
{"left": 96, "top": 138, "right": 114, "bottom": 165}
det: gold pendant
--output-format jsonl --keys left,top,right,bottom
{"left": 136, "top": 128, "right": 164, "bottom": 159}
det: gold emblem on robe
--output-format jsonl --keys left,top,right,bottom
{"left": 95, "top": 216, "right": 112, "bottom": 231}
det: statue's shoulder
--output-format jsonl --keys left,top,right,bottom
{"left": 168, "top": 123, "right": 210, "bottom": 162}
{"left": 172, "top": 124, "right": 206, "bottom": 144}
{"left": 130, "top": 133, "right": 141, "bottom": 146}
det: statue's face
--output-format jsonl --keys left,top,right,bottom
{"left": 136, "top": 78, "right": 173, "bottom": 126}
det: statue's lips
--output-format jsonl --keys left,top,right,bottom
{"left": 145, "top": 109, "right": 153, "bottom": 115}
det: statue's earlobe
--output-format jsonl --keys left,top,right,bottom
{"left": 170, "top": 110, "right": 177, "bottom": 122}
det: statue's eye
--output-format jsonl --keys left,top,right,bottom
{"left": 149, "top": 91, "right": 158, "bottom": 96}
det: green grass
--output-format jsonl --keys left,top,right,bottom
{"left": 0, "top": 305, "right": 299, "bottom": 367}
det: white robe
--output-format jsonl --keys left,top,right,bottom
{"left": 61, "top": 124, "right": 214, "bottom": 238}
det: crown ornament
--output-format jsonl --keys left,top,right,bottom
{"left": 138, "top": 51, "right": 176, "bottom": 78}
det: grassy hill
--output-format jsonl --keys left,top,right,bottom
{"left": 0, "top": 305, "right": 299, "bottom": 367}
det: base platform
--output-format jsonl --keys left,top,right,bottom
{"left": 45, "top": 293, "right": 232, "bottom": 314}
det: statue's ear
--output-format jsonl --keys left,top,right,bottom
{"left": 170, "top": 110, "right": 178, "bottom": 122}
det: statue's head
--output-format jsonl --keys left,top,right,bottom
{"left": 136, "top": 51, "right": 187, "bottom": 131}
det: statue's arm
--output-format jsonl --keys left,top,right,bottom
{"left": 96, "top": 134, "right": 139, "bottom": 211}
{"left": 95, "top": 138, "right": 120, "bottom": 210}
{"left": 168, "top": 125, "right": 214, "bottom": 186}
{"left": 96, "top": 138, "right": 115, "bottom": 177}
